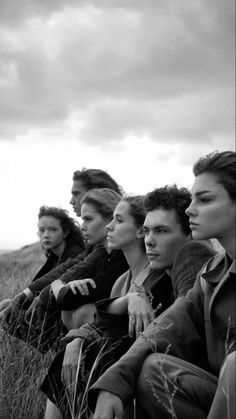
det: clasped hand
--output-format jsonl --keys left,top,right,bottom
{"left": 127, "top": 292, "right": 154, "bottom": 339}
{"left": 68, "top": 278, "right": 96, "bottom": 295}
{"left": 61, "top": 337, "right": 84, "bottom": 392}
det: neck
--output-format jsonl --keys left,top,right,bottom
{"left": 123, "top": 244, "right": 149, "bottom": 277}
{"left": 52, "top": 240, "right": 67, "bottom": 258}
{"left": 218, "top": 233, "right": 235, "bottom": 261}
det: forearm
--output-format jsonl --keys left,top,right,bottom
{"left": 51, "top": 279, "right": 67, "bottom": 299}
{"left": 28, "top": 257, "right": 78, "bottom": 294}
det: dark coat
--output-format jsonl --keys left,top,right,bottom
{"left": 32, "top": 241, "right": 84, "bottom": 282}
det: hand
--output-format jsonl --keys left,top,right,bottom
{"left": 93, "top": 391, "right": 124, "bottom": 419}
{"left": 60, "top": 328, "right": 83, "bottom": 344}
{"left": 68, "top": 278, "right": 96, "bottom": 295}
{"left": 61, "top": 338, "right": 84, "bottom": 391}
{"left": 127, "top": 292, "right": 154, "bottom": 339}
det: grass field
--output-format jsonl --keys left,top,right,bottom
{"left": 0, "top": 244, "right": 54, "bottom": 419}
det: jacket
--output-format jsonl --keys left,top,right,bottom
{"left": 32, "top": 241, "right": 84, "bottom": 281}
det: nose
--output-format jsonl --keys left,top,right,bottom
{"left": 185, "top": 201, "right": 196, "bottom": 217}
{"left": 42, "top": 229, "right": 50, "bottom": 238}
{"left": 145, "top": 231, "right": 155, "bottom": 248}
{"left": 81, "top": 221, "right": 86, "bottom": 232}
{"left": 106, "top": 219, "right": 114, "bottom": 231}
{"left": 70, "top": 195, "right": 75, "bottom": 205}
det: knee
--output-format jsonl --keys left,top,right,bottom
{"left": 220, "top": 351, "right": 236, "bottom": 380}
{"left": 138, "top": 353, "right": 163, "bottom": 392}
{"left": 62, "top": 304, "right": 97, "bottom": 330}
{"left": 61, "top": 310, "right": 73, "bottom": 329}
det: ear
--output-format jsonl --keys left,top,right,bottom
{"left": 136, "top": 227, "right": 145, "bottom": 239}
{"left": 63, "top": 229, "right": 69, "bottom": 239}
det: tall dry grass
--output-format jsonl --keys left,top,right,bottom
{"left": 0, "top": 244, "right": 54, "bottom": 419}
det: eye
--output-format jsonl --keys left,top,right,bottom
{"left": 143, "top": 228, "right": 149, "bottom": 235}
{"left": 83, "top": 216, "right": 92, "bottom": 221}
{"left": 200, "top": 198, "right": 211, "bottom": 204}
{"left": 115, "top": 216, "right": 123, "bottom": 223}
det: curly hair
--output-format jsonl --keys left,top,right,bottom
{"left": 144, "top": 185, "right": 191, "bottom": 235}
{"left": 38, "top": 206, "right": 85, "bottom": 248}
{"left": 73, "top": 168, "right": 122, "bottom": 195}
{"left": 81, "top": 188, "right": 121, "bottom": 220}
{"left": 193, "top": 150, "right": 236, "bottom": 202}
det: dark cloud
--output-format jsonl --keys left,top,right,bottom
{"left": 0, "top": 0, "right": 234, "bottom": 149}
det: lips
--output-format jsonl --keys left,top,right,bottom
{"left": 146, "top": 253, "right": 159, "bottom": 259}
{"left": 189, "top": 221, "right": 199, "bottom": 228}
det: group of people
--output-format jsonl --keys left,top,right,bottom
{"left": 0, "top": 150, "right": 235, "bottom": 419}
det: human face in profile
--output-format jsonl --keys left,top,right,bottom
{"left": 186, "top": 173, "right": 235, "bottom": 247}
{"left": 144, "top": 208, "right": 190, "bottom": 274}
{"left": 38, "top": 216, "right": 67, "bottom": 254}
{"left": 81, "top": 203, "right": 110, "bottom": 246}
{"left": 70, "top": 180, "right": 88, "bottom": 217}
{"left": 106, "top": 201, "right": 141, "bottom": 251}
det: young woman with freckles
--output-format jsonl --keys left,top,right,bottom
{"left": 0, "top": 206, "right": 85, "bottom": 318}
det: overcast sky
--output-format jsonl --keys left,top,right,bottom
{"left": 0, "top": 0, "right": 235, "bottom": 249}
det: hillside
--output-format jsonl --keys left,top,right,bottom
{"left": 0, "top": 243, "right": 53, "bottom": 419}
{"left": 0, "top": 242, "right": 45, "bottom": 299}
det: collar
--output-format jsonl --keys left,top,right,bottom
{"left": 202, "top": 252, "right": 235, "bottom": 284}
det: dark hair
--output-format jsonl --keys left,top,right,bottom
{"left": 73, "top": 168, "right": 122, "bottom": 195}
{"left": 121, "top": 195, "right": 146, "bottom": 227}
{"left": 81, "top": 188, "right": 121, "bottom": 220}
{"left": 144, "top": 185, "right": 191, "bottom": 235}
{"left": 38, "top": 206, "right": 85, "bottom": 248}
{"left": 193, "top": 151, "right": 236, "bottom": 202}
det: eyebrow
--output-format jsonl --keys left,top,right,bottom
{"left": 194, "top": 191, "right": 212, "bottom": 197}
{"left": 143, "top": 224, "right": 169, "bottom": 229}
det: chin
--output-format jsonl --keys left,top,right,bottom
{"left": 149, "top": 261, "right": 161, "bottom": 270}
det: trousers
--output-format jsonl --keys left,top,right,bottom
{"left": 135, "top": 351, "right": 236, "bottom": 419}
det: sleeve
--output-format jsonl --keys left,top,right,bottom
{"left": 172, "top": 240, "right": 217, "bottom": 298}
{"left": 56, "top": 251, "right": 129, "bottom": 310}
{"left": 56, "top": 245, "right": 107, "bottom": 285}
{"left": 28, "top": 252, "right": 87, "bottom": 294}
{"left": 88, "top": 276, "right": 206, "bottom": 410}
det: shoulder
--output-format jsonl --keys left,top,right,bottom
{"left": 172, "top": 240, "right": 218, "bottom": 298}
{"left": 62, "top": 242, "right": 85, "bottom": 260}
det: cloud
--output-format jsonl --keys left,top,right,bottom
{"left": 0, "top": 0, "right": 234, "bottom": 150}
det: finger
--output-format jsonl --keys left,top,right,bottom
{"left": 70, "top": 284, "right": 77, "bottom": 294}
{"left": 135, "top": 314, "right": 143, "bottom": 338}
{"left": 81, "top": 284, "right": 90, "bottom": 295}
{"left": 76, "top": 284, "right": 86, "bottom": 295}
{"left": 128, "top": 313, "right": 136, "bottom": 338}
{"left": 87, "top": 279, "right": 96, "bottom": 289}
